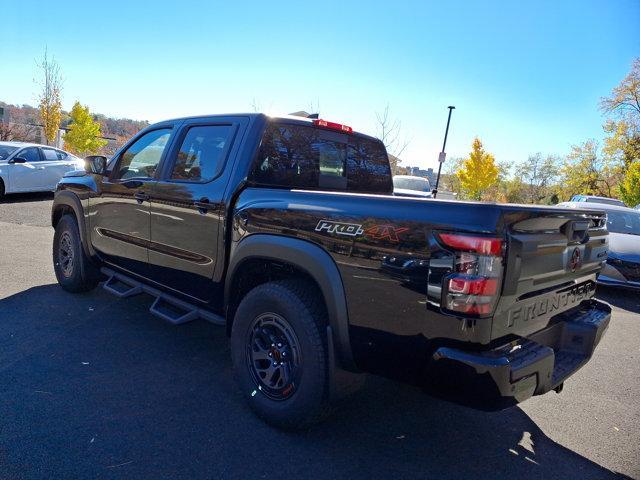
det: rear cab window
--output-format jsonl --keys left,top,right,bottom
{"left": 250, "top": 122, "right": 392, "bottom": 194}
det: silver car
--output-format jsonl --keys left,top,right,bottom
{"left": 558, "top": 201, "right": 640, "bottom": 290}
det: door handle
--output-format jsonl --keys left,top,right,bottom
{"left": 194, "top": 197, "right": 211, "bottom": 214}
{"left": 134, "top": 191, "right": 149, "bottom": 203}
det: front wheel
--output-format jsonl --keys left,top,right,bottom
{"left": 53, "top": 214, "right": 101, "bottom": 292}
{"left": 231, "top": 280, "right": 330, "bottom": 429}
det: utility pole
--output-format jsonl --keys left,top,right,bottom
{"left": 432, "top": 106, "right": 455, "bottom": 199}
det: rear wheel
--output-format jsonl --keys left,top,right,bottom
{"left": 0, "top": 178, "right": 5, "bottom": 199}
{"left": 53, "top": 214, "right": 101, "bottom": 292}
{"left": 231, "top": 280, "right": 330, "bottom": 429}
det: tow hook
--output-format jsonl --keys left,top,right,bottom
{"left": 554, "top": 383, "right": 564, "bottom": 394}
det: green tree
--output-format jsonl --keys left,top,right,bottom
{"left": 63, "top": 101, "right": 107, "bottom": 156}
{"left": 603, "top": 119, "right": 640, "bottom": 169}
{"left": 456, "top": 137, "right": 499, "bottom": 200}
{"left": 515, "top": 153, "right": 560, "bottom": 203}
{"left": 36, "top": 50, "right": 63, "bottom": 145}
{"left": 619, "top": 161, "right": 640, "bottom": 207}
{"left": 560, "top": 140, "right": 621, "bottom": 200}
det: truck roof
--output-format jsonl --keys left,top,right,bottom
{"left": 156, "top": 113, "right": 381, "bottom": 143}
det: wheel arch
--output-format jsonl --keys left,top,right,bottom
{"left": 225, "top": 234, "right": 356, "bottom": 371}
{"left": 51, "top": 191, "right": 95, "bottom": 258}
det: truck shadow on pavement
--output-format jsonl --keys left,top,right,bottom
{"left": 596, "top": 286, "right": 640, "bottom": 315}
{"left": 0, "top": 284, "right": 632, "bottom": 480}
{"left": 0, "top": 191, "right": 54, "bottom": 203}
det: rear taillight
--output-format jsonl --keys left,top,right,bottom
{"left": 437, "top": 232, "right": 504, "bottom": 317}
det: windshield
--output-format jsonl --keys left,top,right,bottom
{"left": 606, "top": 210, "right": 640, "bottom": 235}
{"left": 393, "top": 177, "right": 431, "bottom": 192}
{"left": 0, "top": 145, "right": 19, "bottom": 160}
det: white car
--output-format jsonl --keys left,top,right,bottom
{"left": 0, "top": 141, "right": 85, "bottom": 198}
{"left": 392, "top": 175, "right": 433, "bottom": 198}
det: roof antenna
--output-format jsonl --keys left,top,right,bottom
{"left": 432, "top": 106, "right": 455, "bottom": 199}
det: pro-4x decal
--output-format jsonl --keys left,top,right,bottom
{"left": 315, "top": 220, "right": 364, "bottom": 237}
{"left": 364, "top": 225, "right": 409, "bottom": 242}
{"left": 315, "top": 219, "right": 409, "bottom": 243}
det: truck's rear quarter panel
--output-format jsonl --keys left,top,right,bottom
{"left": 233, "top": 188, "right": 609, "bottom": 385}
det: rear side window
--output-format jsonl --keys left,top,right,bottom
{"left": 42, "top": 148, "right": 67, "bottom": 160}
{"left": 170, "top": 125, "right": 233, "bottom": 182}
{"left": 250, "top": 123, "right": 391, "bottom": 194}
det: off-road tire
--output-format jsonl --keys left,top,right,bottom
{"left": 53, "top": 214, "right": 101, "bottom": 292}
{"left": 231, "top": 280, "right": 330, "bottom": 430}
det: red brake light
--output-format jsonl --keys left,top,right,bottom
{"left": 313, "top": 119, "right": 353, "bottom": 134}
{"left": 448, "top": 276, "right": 498, "bottom": 296}
{"left": 438, "top": 233, "right": 503, "bottom": 256}
{"left": 438, "top": 232, "right": 504, "bottom": 317}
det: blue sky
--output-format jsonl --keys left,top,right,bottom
{"left": 1, "top": 0, "right": 638, "bottom": 170}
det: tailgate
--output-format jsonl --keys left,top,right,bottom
{"left": 492, "top": 209, "right": 608, "bottom": 340}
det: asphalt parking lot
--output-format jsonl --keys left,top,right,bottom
{"left": 1, "top": 193, "right": 639, "bottom": 479}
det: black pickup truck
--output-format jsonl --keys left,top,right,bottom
{"left": 52, "top": 113, "right": 611, "bottom": 428}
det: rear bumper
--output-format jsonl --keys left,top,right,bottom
{"left": 425, "top": 299, "right": 610, "bottom": 410}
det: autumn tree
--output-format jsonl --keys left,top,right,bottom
{"left": 36, "top": 50, "right": 63, "bottom": 145}
{"left": 600, "top": 58, "right": 640, "bottom": 176}
{"left": 600, "top": 58, "right": 640, "bottom": 120}
{"left": 456, "top": 137, "right": 499, "bottom": 200}
{"left": 618, "top": 161, "right": 640, "bottom": 207}
{"left": 63, "top": 101, "right": 107, "bottom": 157}
{"left": 0, "top": 122, "right": 37, "bottom": 142}
{"left": 441, "top": 156, "right": 464, "bottom": 196}
{"left": 375, "top": 104, "right": 409, "bottom": 174}
{"left": 560, "top": 140, "right": 621, "bottom": 199}
{"left": 515, "top": 153, "right": 560, "bottom": 203}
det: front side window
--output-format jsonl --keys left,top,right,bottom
{"left": 113, "top": 129, "right": 171, "bottom": 180}
{"left": 170, "top": 125, "right": 233, "bottom": 182}
{"left": 250, "top": 123, "right": 391, "bottom": 193}
{"left": 18, "top": 147, "right": 41, "bottom": 163}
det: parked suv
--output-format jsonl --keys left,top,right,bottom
{"left": 51, "top": 113, "right": 611, "bottom": 428}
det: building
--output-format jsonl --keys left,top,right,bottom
{"left": 407, "top": 166, "right": 436, "bottom": 185}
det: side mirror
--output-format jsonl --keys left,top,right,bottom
{"left": 84, "top": 155, "right": 108, "bottom": 175}
{"left": 9, "top": 157, "right": 27, "bottom": 164}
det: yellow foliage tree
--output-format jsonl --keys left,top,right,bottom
{"left": 64, "top": 102, "right": 107, "bottom": 157}
{"left": 37, "top": 50, "right": 63, "bottom": 145}
{"left": 456, "top": 138, "right": 499, "bottom": 200}
{"left": 619, "top": 161, "right": 640, "bottom": 207}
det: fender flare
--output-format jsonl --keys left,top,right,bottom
{"left": 225, "top": 234, "right": 356, "bottom": 371}
{"left": 51, "top": 191, "right": 96, "bottom": 258}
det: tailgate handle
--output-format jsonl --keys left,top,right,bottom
{"left": 563, "top": 220, "right": 590, "bottom": 244}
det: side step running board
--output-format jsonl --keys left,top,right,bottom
{"left": 101, "top": 268, "right": 225, "bottom": 326}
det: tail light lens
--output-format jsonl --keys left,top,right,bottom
{"left": 437, "top": 232, "right": 504, "bottom": 317}
{"left": 312, "top": 119, "right": 353, "bottom": 133}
